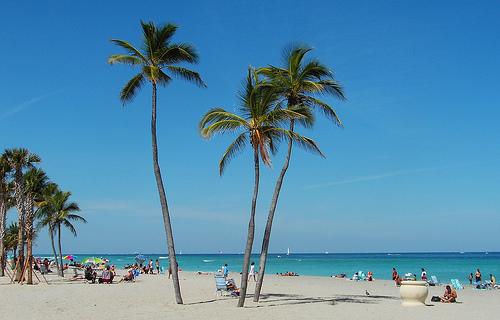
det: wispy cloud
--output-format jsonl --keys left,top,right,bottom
{"left": 0, "top": 90, "right": 61, "bottom": 120}
{"left": 304, "top": 167, "right": 439, "bottom": 190}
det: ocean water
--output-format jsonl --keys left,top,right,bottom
{"left": 40, "top": 252, "right": 500, "bottom": 283}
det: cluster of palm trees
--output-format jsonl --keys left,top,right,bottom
{"left": 0, "top": 148, "right": 86, "bottom": 283}
{"left": 109, "top": 21, "right": 345, "bottom": 307}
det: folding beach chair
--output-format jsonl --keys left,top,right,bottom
{"left": 451, "top": 279, "right": 464, "bottom": 290}
{"left": 215, "top": 275, "right": 234, "bottom": 297}
{"left": 428, "top": 275, "right": 439, "bottom": 286}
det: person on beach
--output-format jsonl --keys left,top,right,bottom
{"left": 421, "top": 268, "right": 427, "bottom": 281}
{"left": 367, "top": 271, "right": 373, "bottom": 281}
{"left": 490, "top": 274, "right": 496, "bottom": 287}
{"left": 468, "top": 273, "right": 473, "bottom": 285}
{"left": 248, "top": 262, "right": 256, "bottom": 281}
{"left": 475, "top": 269, "right": 482, "bottom": 283}
{"left": 155, "top": 259, "right": 160, "bottom": 274}
{"left": 222, "top": 264, "right": 229, "bottom": 279}
{"left": 441, "top": 285, "right": 457, "bottom": 303}
{"left": 148, "top": 259, "right": 154, "bottom": 274}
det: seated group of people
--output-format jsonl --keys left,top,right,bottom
{"left": 351, "top": 271, "right": 374, "bottom": 281}
{"left": 84, "top": 265, "right": 116, "bottom": 284}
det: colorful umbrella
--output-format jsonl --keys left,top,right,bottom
{"left": 82, "top": 257, "right": 104, "bottom": 264}
{"left": 135, "top": 254, "right": 146, "bottom": 264}
{"left": 63, "top": 255, "right": 76, "bottom": 260}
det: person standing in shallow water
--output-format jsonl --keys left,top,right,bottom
{"left": 155, "top": 259, "right": 160, "bottom": 275}
{"left": 468, "top": 273, "right": 473, "bottom": 285}
{"left": 475, "top": 269, "right": 482, "bottom": 283}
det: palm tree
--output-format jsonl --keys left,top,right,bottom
{"left": 253, "top": 46, "right": 346, "bottom": 301}
{"left": 3, "top": 148, "right": 41, "bottom": 280}
{"left": 23, "top": 168, "right": 48, "bottom": 284}
{"left": 39, "top": 190, "right": 85, "bottom": 277}
{"left": 200, "top": 68, "right": 321, "bottom": 307}
{"left": 0, "top": 155, "right": 12, "bottom": 277}
{"left": 4, "top": 222, "right": 19, "bottom": 264}
{"left": 108, "top": 21, "right": 205, "bottom": 304}
{"left": 37, "top": 183, "right": 61, "bottom": 274}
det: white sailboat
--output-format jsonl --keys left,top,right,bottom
{"left": 286, "top": 248, "right": 290, "bottom": 256}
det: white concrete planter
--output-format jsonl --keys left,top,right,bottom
{"left": 400, "top": 281, "right": 429, "bottom": 306}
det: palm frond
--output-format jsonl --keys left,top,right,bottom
{"left": 110, "top": 39, "right": 147, "bottom": 62}
{"left": 165, "top": 66, "right": 206, "bottom": 87}
{"left": 120, "top": 73, "right": 145, "bottom": 104}
{"left": 270, "top": 128, "right": 324, "bottom": 157}
{"left": 219, "top": 133, "right": 247, "bottom": 175}
{"left": 108, "top": 54, "right": 142, "bottom": 66}
{"left": 199, "top": 108, "right": 248, "bottom": 135}
{"left": 158, "top": 43, "right": 199, "bottom": 64}
{"left": 62, "top": 220, "right": 77, "bottom": 237}
{"left": 302, "top": 96, "right": 342, "bottom": 127}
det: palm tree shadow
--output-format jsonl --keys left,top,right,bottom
{"left": 247, "top": 293, "right": 398, "bottom": 308}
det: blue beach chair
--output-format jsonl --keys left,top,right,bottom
{"left": 451, "top": 279, "right": 464, "bottom": 290}
{"left": 215, "top": 275, "right": 230, "bottom": 296}
{"left": 428, "top": 275, "right": 439, "bottom": 286}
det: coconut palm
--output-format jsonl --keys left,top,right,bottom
{"left": 4, "top": 222, "right": 20, "bottom": 266}
{"left": 0, "top": 155, "right": 12, "bottom": 277}
{"left": 108, "top": 21, "right": 205, "bottom": 304}
{"left": 23, "top": 168, "right": 48, "bottom": 283}
{"left": 200, "top": 68, "right": 321, "bottom": 307}
{"left": 253, "top": 46, "right": 346, "bottom": 301}
{"left": 3, "top": 148, "right": 41, "bottom": 280}
{"left": 38, "top": 190, "right": 85, "bottom": 277}
{"left": 36, "top": 183, "right": 61, "bottom": 274}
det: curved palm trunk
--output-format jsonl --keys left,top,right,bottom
{"left": 0, "top": 199, "right": 6, "bottom": 277}
{"left": 49, "top": 228, "right": 60, "bottom": 274}
{"left": 151, "top": 83, "right": 183, "bottom": 304}
{"left": 254, "top": 120, "right": 294, "bottom": 302}
{"left": 14, "top": 172, "right": 25, "bottom": 281}
{"left": 237, "top": 148, "right": 260, "bottom": 307}
{"left": 57, "top": 224, "right": 64, "bottom": 277}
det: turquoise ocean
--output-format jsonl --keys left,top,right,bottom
{"left": 37, "top": 252, "right": 500, "bottom": 283}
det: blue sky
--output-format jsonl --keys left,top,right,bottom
{"left": 1, "top": 0, "right": 499, "bottom": 254}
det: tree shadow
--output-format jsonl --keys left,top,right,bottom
{"left": 247, "top": 293, "right": 398, "bottom": 308}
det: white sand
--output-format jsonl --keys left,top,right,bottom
{"left": 1, "top": 271, "right": 499, "bottom": 319}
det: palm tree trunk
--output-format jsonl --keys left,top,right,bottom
{"left": 253, "top": 120, "right": 294, "bottom": 302}
{"left": 25, "top": 199, "right": 34, "bottom": 284}
{"left": 57, "top": 224, "right": 64, "bottom": 277}
{"left": 49, "top": 228, "right": 60, "bottom": 274}
{"left": 14, "top": 172, "right": 25, "bottom": 281}
{"left": 0, "top": 200, "right": 6, "bottom": 277}
{"left": 151, "top": 83, "right": 183, "bottom": 304}
{"left": 237, "top": 147, "right": 260, "bottom": 307}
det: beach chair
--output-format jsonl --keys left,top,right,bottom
{"left": 428, "top": 275, "right": 439, "bottom": 286}
{"left": 215, "top": 275, "right": 232, "bottom": 296}
{"left": 132, "top": 269, "right": 140, "bottom": 281}
{"left": 451, "top": 279, "right": 464, "bottom": 290}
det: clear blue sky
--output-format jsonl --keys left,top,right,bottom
{"left": 1, "top": 0, "right": 499, "bottom": 254}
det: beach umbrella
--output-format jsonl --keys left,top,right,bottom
{"left": 83, "top": 257, "right": 104, "bottom": 264}
{"left": 63, "top": 255, "right": 76, "bottom": 260}
{"left": 135, "top": 254, "right": 146, "bottom": 264}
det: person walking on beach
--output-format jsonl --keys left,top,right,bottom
{"left": 421, "top": 268, "right": 427, "bottom": 281}
{"left": 148, "top": 259, "right": 153, "bottom": 274}
{"left": 392, "top": 268, "right": 401, "bottom": 286}
{"left": 155, "top": 259, "right": 160, "bottom": 275}
{"left": 468, "top": 273, "right": 473, "bottom": 285}
{"left": 248, "top": 262, "right": 256, "bottom": 281}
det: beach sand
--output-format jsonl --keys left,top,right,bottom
{"left": 1, "top": 271, "right": 499, "bottom": 319}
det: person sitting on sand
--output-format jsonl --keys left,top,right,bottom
{"left": 99, "top": 265, "right": 113, "bottom": 284}
{"left": 421, "top": 268, "right": 427, "bottom": 281}
{"left": 120, "top": 269, "right": 134, "bottom": 282}
{"left": 490, "top": 274, "right": 496, "bottom": 287}
{"left": 441, "top": 285, "right": 457, "bottom": 303}
{"left": 367, "top": 271, "right": 373, "bottom": 281}
{"left": 85, "top": 266, "right": 97, "bottom": 284}
{"left": 225, "top": 278, "right": 240, "bottom": 296}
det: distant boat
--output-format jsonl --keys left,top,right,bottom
{"left": 485, "top": 252, "right": 489, "bottom": 255}
{"left": 218, "top": 250, "right": 223, "bottom": 254}
{"left": 325, "top": 251, "right": 329, "bottom": 255}
{"left": 287, "top": 248, "right": 290, "bottom": 256}
{"left": 459, "top": 252, "right": 465, "bottom": 254}
{"left": 179, "top": 250, "right": 182, "bottom": 255}
{"left": 277, "top": 255, "right": 281, "bottom": 258}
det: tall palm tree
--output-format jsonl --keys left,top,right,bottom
{"left": 39, "top": 190, "right": 85, "bottom": 277}
{"left": 23, "top": 168, "right": 48, "bottom": 284}
{"left": 0, "top": 155, "right": 12, "bottom": 277}
{"left": 37, "top": 183, "right": 61, "bottom": 274}
{"left": 200, "top": 68, "right": 321, "bottom": 307}
{"left": 3, "top": 148, "right": 41, "bottom": 280}
{"left": 253, "top": 46, "right": 346, "bottom": 301}
{"left": 108, "top": 21, "right": 205, "bottom": 304}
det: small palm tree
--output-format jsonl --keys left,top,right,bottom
{"left": 36, "top": 183, "right": 60, "bottom": 273}
{"left": 200, "top": 68, "right": 321, "bottom": 307}
{"left": 0, "top": 155, "right": 12, "bottom": 277}
{"left": 38, "top": 190, "right": 85, "bottom": 277}
{"left": 253, "top": 46, "right": 346, "bottom": 301}
{"left": 3, "top": 148, "right": 41, "bottom": 280}
{"left": 23, "top": 168, "right": 48, "bottom": 284}
{"left": 4, "top": 222, "right": 20, "bottom": 265}
{"left": 109, "top": 21, "right": 205, "bottom": 304}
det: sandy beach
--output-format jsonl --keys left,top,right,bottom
{"left": 2, "top": 271, "right": 499, "bottom": 320}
